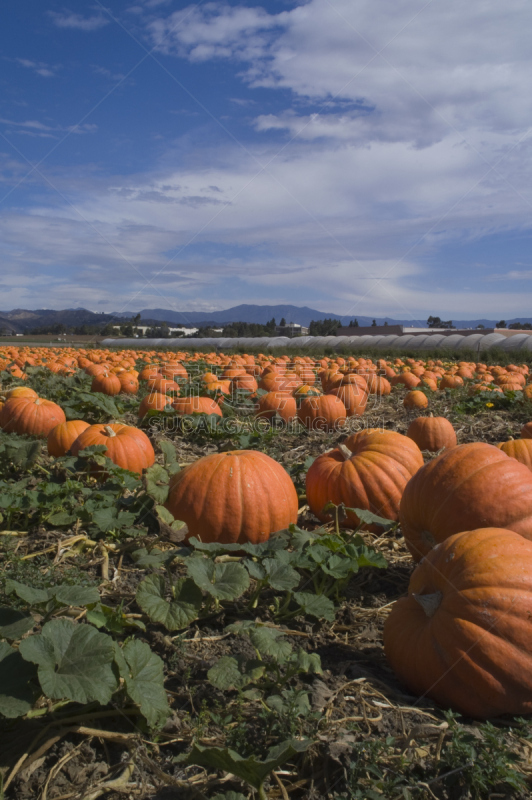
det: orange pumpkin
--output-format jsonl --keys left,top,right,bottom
{"left": 366, "top": 374, "right": 391, "bottom": 396}
{"left": 71, "top": 423, "right": 155, "bottom": 475}
{"left": 118, "top": 373, "right": 139, "bottom": 394}
{"left": 403, "top": 390, "right": 428, "bottom": 409}
{"left": 0, "top": 396, "right": 66, "bottom": 437}
{"left": 400, "top": 442, "right": 532, "bottom": 561}
{"left": 496, "top": 438, "right": 532, "bottom": 471}
{"left": 384, "top": 528, "right": 532, "bottom": 718}
{"left": 4, "top": 386, "right": 38, "bottom": 400}
{"left": 306, "top": 430, "right": 423, "bottom": 529}
{"left": 47, "top": 420, "right": 90, "bottom": 457}
{"left": 328, "top": 384, "right": 368, "bottom": 417}
{"left": 91, "top": 373, "right": 121, "bottom": 396}
{"left": 138, "top": 392, "right": 172, "bottom": 419}
{"left": 255, "top": 392, "right": 297, "bottom": 423}
{"left": 297, "top": 395, "right": 347, "bottom": 432}
{"left": 406, "top": 416, "right": 457, "bottom": 452}
{"left": 171, "top": 397, "right": 223, "bottom": 417}
{"left": 438, "top": 374, "right": 464, "bottom": 390}
{"left": 390, "top": 372, "right": 421, "bottom": 389}
{"left": 164, "top": 450, "right": 298, "bottom": 544}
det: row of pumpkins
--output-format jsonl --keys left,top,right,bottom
{"left": 3, "top": 348, "right": 532, "bottom": 719}
{"left": 2, "top": 347, "right": 530, "bottom": 434}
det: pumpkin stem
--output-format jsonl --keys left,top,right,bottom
{"left": 413, "top": 591, "right": 443, "bottom": 618}
{"left": 337, "top": 443, "right": 353, "bottom": 461}
{"left": 35, "top": 398, "right": 41, "bottom": 405}
{"left": 103, "top": 425, "right": 116, "bottom": 437}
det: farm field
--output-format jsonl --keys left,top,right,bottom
{"left": 2, "top": 345, "right": 532, "bottom": 800}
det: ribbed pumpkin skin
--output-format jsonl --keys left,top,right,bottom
{"left": 406, "top": 416, "right": 457, "bottom": 452}
{"left": 399, "top": 442, "right": 532, "bottom": 561}
{"left": 138, "top": 392, "right": 172, "bottom": 419}
{"left": 118, "top": 373, "right": 139, "bottom": 394}
{"left": 5, "top": 386, "right": 38, "bottom": 400}
{"left": 171, "top": 397, "right": 223, "bottom": 417}
{"left": 384, "top": 528, "right": 532, "bottom": 718}
{"left": 306, "top": 431, "right": 423, "bottom": 528}
{"left": 47, "top": 419, "right": 90, "bottom": 457}
{"left": 91, "top": 373, "right": 121, "bottom": 396}
{"left": 403, "top": 390, "right": 428, "bottom": 409}
{"left": 255, "top": 392, "right": 296, "bottom": 423}
{"left": 71, "top": 423, "right": 155, "bottom": 474}
{"left": 0, "top": 397, "right": 66, "bottom": 437}
{"left": 164, "top": 450, "right": 298, "bottom": 544}
{"left": 328, "top": 385, "right": 367, "bottom": 417}
{"left": 496, "top": 438, "right": 532, "bottom": 471}
{"left": 390, "top": 372, "right": 420, "bottom": 389}
{"left": 297, "top": 395, "right": 347, "bottom": 431}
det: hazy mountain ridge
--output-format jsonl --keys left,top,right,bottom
{"left": 0, "top": 305, "right": 531, "bottom": 333}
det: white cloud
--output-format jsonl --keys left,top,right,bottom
{"left": 3, "top": 0, "right": 532, "bottom": 316}
{"left": 49, "top": 11, "right": 110, "bottom": 31}
{"left": 147, "top": 0, "right": 532, "bottom": 145}
{"left": 0, "top": 117, "right": 97, "bottom": 138}
{"left": 15, "top": 58, "right": 56, "bottom": 77}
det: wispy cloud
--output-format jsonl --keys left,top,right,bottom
{"left": 486, "top": 270, "right": 532, "bottom": 281}
{"left": 15, "top": 58, "right": 57, "bottom": 77}
{"left": 0, "top": 117, "right": 98, "bottom": 138}
{"left": 49, "top": 10, "right": 110, "bottom": 31}
{"left": 92, "top": 65, "right": 127, "bottom": 82}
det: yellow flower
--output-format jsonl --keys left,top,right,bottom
{"left": 485, "top": 402, "right": 494, "bottom": 408}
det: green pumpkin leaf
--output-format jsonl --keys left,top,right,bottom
{"left": 293, "top": 592, "right": 335, "bottom": 621}
{"left": 208, "top": 656, "right": 248, "bottom": 691}
{"left": 346, "top": 508, "right": 395, "bottom": 531}
{"left": 186, "top": 559, "right": 250, "bottom": 601}
{"left": 47, "top": 510, "right": 78, "bottom": 527}
{"left": 122, "top": 639, "right": 170, "bottom": 727}
{"left": 177, "top": 739, "right": 311, "bottom": 790}
{"left": 18, "top": 619, "right": 118, "bottom": 705}
{"left": 91, "top": 507, "right": 120, "bottom": 533}
{"left": 155, "top": 504, "right": 175, "bottom": 525}
{"left": 0, "top": 607, "right": 35, "bottom": 641}
{"left": 248, "top": 626, "right": 292, "bottom": 662}
{"left": 245, "top": 560, "right": 266, "bottom": 581}
{"left": 0, "top": 641, "right": 38, "bottom": 718}
{"left": 158, "top": 440, "right": 178, "bottom": 467}
{"left": 54, "top": 585, "right": 100, "bottom": 608}
{"left": 261, "top": 558, "right": 300, "bottom": 591}
{"left": 136, "top": 574, "right": 202, "bottom": 630}
{"left": 5, "top": 580, "right": 52, "bottom": 605}
{"left": 144, "top": 464, "right": 170, "bottom": 504}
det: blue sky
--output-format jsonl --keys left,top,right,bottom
{"left": 1, "top": 0, "right": 532, "bottom": 320}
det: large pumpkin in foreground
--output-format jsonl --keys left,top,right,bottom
{"left": 384, "top": 528, "right": 532, "bottom": 718}
{"left": 71, "top": 423, "right": 155, "bottom": 475}
{"left": 306, "top": 430, "right": 423, "bottom": 528}
{"left": 399, "top": 442, "right": 532, "bottom": 561}
{"left": 164, "top": 450, "right": 298, "bottom": 544}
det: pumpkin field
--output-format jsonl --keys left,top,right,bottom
{"left": 3, "top": 344, "right": 532, "bottom": 800}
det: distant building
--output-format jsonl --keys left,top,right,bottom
{"left": 336, "top": 325, "right": 532, "bottom": 338}
{"left": 112, "top": 325, "right": 198, "bottom": 336}
{"left": 275, "top": 323, "right": 309, "bottom": 337}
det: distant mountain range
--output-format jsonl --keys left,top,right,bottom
{"left": 0, "top": 305, "right": 531, "bottom": 333}
{"left": 110, "top": 305, "right": 532, "bottom": 329}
